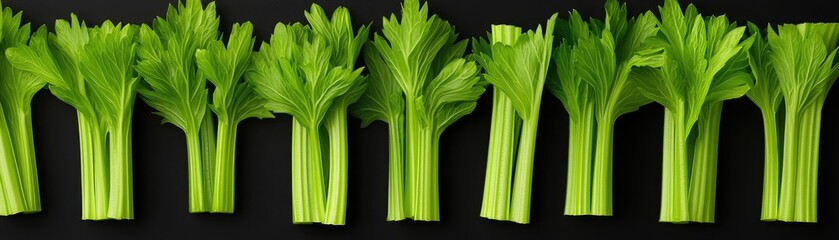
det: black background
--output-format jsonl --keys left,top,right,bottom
{"left": 0, "top": 0, "right": 837, "bottom": 239}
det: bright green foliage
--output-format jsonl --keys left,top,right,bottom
{"left": 354, "top": 0, "right": 484, "bottom": 221}
{"left": 195, "top": 22, "right": 272, "bottom": 213}
{"left": 247, "top": 3, "right": 367, "bottom": 225}
{"left": 135, "top": 0, "right": 220, "bottom": 213}
{"left": 759, "top": 23, "right": 839, "bottom": 222}
{"left": 0, "top": 3, "right": 44, "bottom": 216}
{"left": 547, "top": 0, "right": 659, "bottom": 217}
{"left": 638, "top": 0, "right": 753, "bottom": 223}
{"left": 476, "top": 13, "right": 556, "bottom": 223}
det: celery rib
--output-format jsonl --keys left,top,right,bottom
{"left": 688, "top": 103, "right": 722, "bottom": 223}
{"left": 591, "top": 114, "right": 613, "bottom": 216}
{"left": 211, "top": 119, "right": 237, "bottom": 213}
{"left": 387, "top": 115, "right": 406, "bottom": 221}
{"left": 324, "top": 108, "right": 349, "bottom": 225}
{"left": 186, "top": 128, "right": 209, "bottom": 212}
{"left": 759, "top": 110, "right": 780, "bottom": 221}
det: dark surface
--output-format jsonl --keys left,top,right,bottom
{"left": 0, "top": 0, "right": 837, "bottom": 239}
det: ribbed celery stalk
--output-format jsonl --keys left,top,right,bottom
{"left": 480, "top": 26, "right": 522, "bottom": 221}
{"left": 477, "top": 15, "right": 556, "bottom": 224}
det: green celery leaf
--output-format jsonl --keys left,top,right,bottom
{"left": 304, "top": 4, "right": 370, "bottom": 111}
{"left": 480, "top": 15, "right": 556, "bottom": 121}
{"left": 248, "top": 23, "right": 361, "bottom": 128}
{"left": 79, "top": 21, "right": 139, "bottom": 128}
{"left": 6, "top": 14, "right": 93, "bottom": 117}
{"left": 548, "top": 11, "right": 590, "bottom": 123}
{"left": 1, "top": 10, "right": 44, "bottom": 110}
{"left": 196, "top": 22, "right": 273, "bottom": 124}
{"left": 136, "top": 0, "right": 219, "bottom": 133}
{"left": 769, "top": 23, "right": 839, "bottom": 110}
{"left": 745, "top": 22, "right": 782, "bottom": 112}
{"left": 642, "top": 0, "right": 748, "bottom": 129}
{"left": 370, "top": 0, "right": 451, "bottom": 97}
{"left": 423, "top": 58, "right": 483, "bottom": 129}
{"left": 351, "top": 44, "right": 404, "bottom": 127}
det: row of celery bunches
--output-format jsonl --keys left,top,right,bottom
{"left": 0, "top": 0, "right": 834, "bottom": 224}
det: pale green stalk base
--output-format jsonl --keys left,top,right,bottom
{"left": 78, "top": 112, "right": 111, "bottom": 220}
{"left": 659, "top": 107, "right": 689, "bottom": 223}
{"left": 777, "top": 103, "right": 798, "bottom": 221}
{"left": 769, "top": 99, "right": 824, "bottom": 222}
{"left": 200, "top": 110, "right": 217, "bottom": 201}
{"left": 307, "top": 120, "right": 327, "bottom": 222}
{"left": 78, "top": 113, "right": 95, "bottom": 219}
{"left": 759, "top": 109, "right": 780, "bottom": 221}
{"left": 92, "top": 122, "right": 109, "bottom": 219}
{"left": 481, "top": 25, "right": 536, "bottom": 223}
{"left": 89, "top": 115, "right": 111, "bottom": 220}
{"left": 688, "top": 103, "right": 722, "bottom": 223}
{"left": 509, "top": 112, "right": 541, "bottom": 224}
{"left": 403, "top": 90, "right": 441, "bottom": 221}
{"left": 292, "top": 119, "right": 321, "bottom": 223}
{"left": 591, "top": 114, "right": 612, "bottom": 216}
{"left": 187, "top": 128, "right": 209, "bottom": 213}
{"left": 481, "top": 90, "right": 519, "bottom": 220}
{"left": 106, "top": 111, "right": 134, "bottom": 220}
{"left": 564, "top": 103, "right": 595, "bottom": 216}
{"left": 412, "top": 126, "right": 437, "bottom": 221}
{"left": 8, "top": 105, "right": 41, "bottom": 213}
{"left": 324, "top": 108, "right": 349, "bottom": 225}
{"left": 405, "top": 94, "right": 419, "bottom": 220}
{"left": 386, "top": 114, "right": 406, "bottom": 221}
{"left": 211, "top": 119, "right": 237, "bottom": 213}
{"left": 0, "top": 105, "right": 25, "bottom": 216}
{"left": 774, "top": 101, "right": 821, "bottom": 223}
{"left": 185, "top": 110, "right": 232, "bottom": 214}
{"left": 429, "top": 131, "right": 442, "bottom": 221}
{"left": 794, "top": 102, "right": 819, "bottom": 222}
{"left": 290, "top": 118, "right": 328, "bottom": 224}
{"left": 0, "top": 104, "right": 42, "bottom": 215}
{"left": 660, "top": 103, "right": 725, "bottom": 223}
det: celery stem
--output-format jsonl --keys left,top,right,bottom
{"left": 307, "top": 119, "right": 326, "bottom": 223}
{"left": 91, "top": 117, "right": 109, "bottom": 220}
{"left": 778, "top": 104, "right": 798, "bottom": 221}
{"left": 413, "top": 126, "right": 435, "bottom": 221}
{"left": 107, "top": 109, "right": 134, "bottom": 220}
{"left": 509, "top": 113, "right": 541, "bottom": 224}
{"left": 9, "top": 105, "right": 40, "bottom": 212}
{"left": 78, "top": 112, "right": 95, "bottom": 219}
{"left": 386, "top": 113, "right": 406, "bottom": 221}
{"left": 0, "top": 104, "right": 24, "bottom": 215}
{"left": 211, "top": 118, "right": 237, "bottom": 213}
{"left": 324, "top": 108, "right": 349, "bottom": 225}
{"left": 405, "top": 94, "right": 419, "bottom": 219}
{"left": 481, "top": 89, "right": 518, "bottom": 220}
{"left": 592, "top": 114, "right": 613, "bottom": 216}
{"left": 186, "top": 127, "right": 208, "bottom": 212}
{"left": 794, "top": 102, "right": 821, "bottom": 222}
{"left": 660, "top": 107, "right": 689, "bottom": 223}
{"left": 291, "top": 119, "right": 313, "bottom": 223}
{"left": 760, "top": 108, "right": 780, "bottom": 221}
{"left": 688, "top": 103, "right": 722, "bottom": 223}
